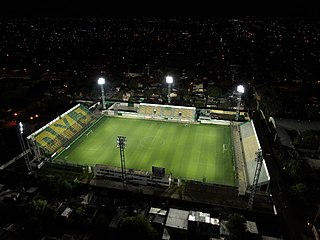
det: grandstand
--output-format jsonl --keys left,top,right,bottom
{"left": 138, "top": 103, "right": 196, "bottom": 122}
{"left": 239, "top": 121, "right": 270, "bottom": 192}
{"left": 27, "top": 104, "right": 95, "bottom": 156}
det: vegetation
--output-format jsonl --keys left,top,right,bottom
{"left": 27, "top": 198, "right": 60, "bottom": 236}
{"left": 206, "top": 86, "right": 223, "bottom": 98}
{"left": 226, "top": 213, "right": 247, "bottom": 240}
{"left": 38, "top": 175, "right": 72, "bottom": 200}
{"left": 289, "top": 183, "right": 307, "bottom": 200}
{"left": 259, "top": 86, "right": 283, "bottom": 118}
{"left": 293, "top": 130, "right": 320, "bottom": 150}
{"left": 283, "top": 157, "right": 309, "bottom": 202}
{"left": 283, "top": 158, "right": 305, "bottom": 181}
{"left": 119, "top": 214, "right": 157, "bottom": 240}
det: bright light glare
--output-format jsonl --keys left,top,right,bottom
{"left": 237, "top": 85, "right": 245, "bottom": 93}
{"left": 116, "top": 136, "right": 127, "bottom": 148}
{"left": 166, "top": 75, "right": 173, "bottom": 84}
{"left": 19, "top": 122, "right": 23, "bottom": 133}
{"left": 98, "top": 77, "right": 105, "bottom": 85}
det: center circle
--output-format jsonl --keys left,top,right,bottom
{"left": 140, "top": 136, "right": 165, "bottom": 149}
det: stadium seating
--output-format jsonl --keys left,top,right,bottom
{"left": 239, "top": 121, "right": 269, "bottom": 188}
{"left": 239, "top": 121, "right": 255, "bottom": 139}
{"left": 32, "top": 104, "right": 95, "bottom": 155}
{"left": 138, "top": 103, "right": 195, "bottom": 121}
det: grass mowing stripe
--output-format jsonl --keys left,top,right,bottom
{"left": 57, "top": 117, "right": 235, "bottom": 186}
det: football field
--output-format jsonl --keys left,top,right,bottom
{"left": 56, "top": 117, "right": 235, "bottom": 186}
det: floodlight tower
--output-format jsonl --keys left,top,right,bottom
{"left": 98, "top": 77, "right": 106, "bottom": 110}
{"left": 166, "top": 75, "right": 173, "bottom": 104}
{"left": 247, "top": 149, "right": 263, "bottom": 210}
{"left": 235, "top": 85, "right": 245, "bottom": 121}
{"left": 117, "top": 136, "right": 127, "bottom": 190}
{"left": 18, "top": 122, "right": 32, "bottom": 173}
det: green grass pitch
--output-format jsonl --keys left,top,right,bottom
{"left": 56, "top": 117, "right": 235, "bottom": 186}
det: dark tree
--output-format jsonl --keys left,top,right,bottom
{"left": 119, "top": 214, "right": 157, "bottom": 240}
{"left": 259, "top": 86, "right": 283, "bottom": 118}
{"left": 57, "top": 178, "right": 72, "bottom": 199}
{"left": 289, "top": 183, "right": 307, "bottom": 200}
{"left": 226, "top": 213, "right": 247, "bottom": 240}
{"left": 284, "top": 158, "right": 304, "bottom": 181}
{"left": 25, "top": 217, "right": 44, "bottom": 240}
{"left": 207, "top": 86, "right": 223, "bottom": 98}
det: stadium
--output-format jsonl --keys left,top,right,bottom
{"left": 26, "top": 102, "right": 270, "bottom": 196}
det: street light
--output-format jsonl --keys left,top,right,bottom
{"left": 166, "top": 75, "right": 173, "bottom": 104}
{"left": 98, "top": 77, "right": 106, "bottom": 110}
{"left": 235, "top": 85, "right": 245, "bottom": 121}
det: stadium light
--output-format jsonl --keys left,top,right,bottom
{"left": 235, "top": 85, "right": 245, "bottom": 121}
{"left": 117, "top": 136, "right": 127, "bottom": 190}
{"left": 237, "top": 85, "right": 245, "bottom": 94}
{"left": 98, "top": 77, "right": 106, "bottom": 110}
{"left": 19, "top": 122, "right": 23, "bottom": 134}
{"left": 166, "top": 75, "right": 173, "bottom": 104}
{"left": 116, "top": 136, "right": 127, "bottom": 148}
{"left": 17, "top": 122, "right": 32, "bottom": 173}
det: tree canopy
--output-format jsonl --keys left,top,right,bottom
{"left": 226, "top": 213, "right": 247, "bottom": 240}
{"left": 259, "top": 86, "right": 283, "bottom": 118}
{"left": 289, "top": 183, "right": 307, "bottom": 200}
{"left": 284, "top": 158, "right": 305, "bottom": 181}
{"left": 119, "top": 214, "right": 157, "bottom": 240}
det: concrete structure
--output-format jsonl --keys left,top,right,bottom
{"left": 164, "top": 208, "right": 189, "bottom": 239}
{"left": 239, "top": 121, "right": 270, "bottom": 192}
{"left": 94, "top": 164, "right": 171, "bottom": 188}
{"left": 61, "top": 207, "right": 72, "bottom": 218}
{"left": 149, "top": 207, "right": 167, "bottom": 227}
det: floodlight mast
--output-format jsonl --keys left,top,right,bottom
{"left": 17, "top": 122, "right": 32, "bottom": 173}
{"left": 235, "top": 85, "right": 244, "bottom": 121}
{"left": 98, "top": 77, "right": 106, "bottom": 110}
{"left": 247, "top": 149, "right": 263, "bottom": 210}
{"left": 166, "top": 75, "right": 173, "bottom": 104}
{"left": 117, "top": 136, "right": 127, "bottom": 190}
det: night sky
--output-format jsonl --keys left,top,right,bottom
{"left": 1, "top": 0, "right": 320, "bottom": 18}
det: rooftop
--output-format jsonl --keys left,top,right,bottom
{"left": 165, "top": 208, "right": 189, "bottom": 230}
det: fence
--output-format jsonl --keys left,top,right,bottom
{"left": 185, "top": 180, "right": 238, "bottom": 197}
{"left": 45, "top": 160, "right": 88, "bottom": 173}
{"left": 198, "top": 117, "right": 230, "bottom": 125}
